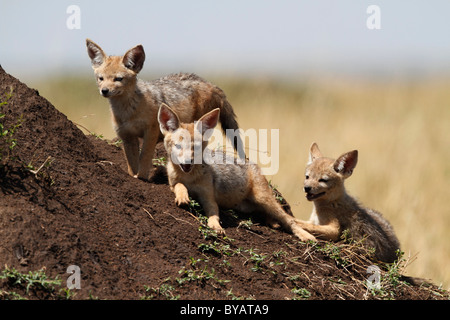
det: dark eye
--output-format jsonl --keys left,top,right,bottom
{"left": 319, "top": 178, "right": 328, "bottom": 183}
{"left": 305, "top": 175, "right": 309, "bottom": 180}
{"left": 114, "top": 77, "right": 123, "bottom": 82}
{"left": 98, "top": 76, "right": 104, "bottom": 81}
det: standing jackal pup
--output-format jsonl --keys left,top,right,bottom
{"left": 86, "top": 39, "right": 244, "bottom": 180}
{"left": 158, "top": 104, "right": 314, "bottom": 241}
{"left": 298, "top": 143, "right": 400, "bottom": 263}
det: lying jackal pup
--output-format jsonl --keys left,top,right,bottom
{"left": 158, "top": 104, "right": 314, "bottom": 241}
{"left": 86, "top": 39, "right": 243, "bottom": 180}
{"left": 298, "top": 143, "right": 400, "bottom": 263}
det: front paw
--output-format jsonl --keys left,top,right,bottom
{"left": 300, "top": 231, "right": 317, "bottom": 242}
{"left": 175, "top": 193, "right": 190, "bottom": 207}
{"left": 292, "top": 225, "right": 316, "bottom": 242}
{"left": 208, "top": 216, "right": 225, "bottom": 235}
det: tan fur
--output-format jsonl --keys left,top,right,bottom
{"left": 297, "top": 143, "right": 401, "bottom": 263}
{"left": 158, "top": 104, "right": 315, "bottom": 241}
{"left": 86, "top": 39, "right": 243, "bottom": 180}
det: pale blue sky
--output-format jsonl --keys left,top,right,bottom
{"left": 1, "top": 0, "right": 450, "bottom": 80}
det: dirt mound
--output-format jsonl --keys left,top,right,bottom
{"left": 0, "top": 65, "right": 448, "bottom": 301}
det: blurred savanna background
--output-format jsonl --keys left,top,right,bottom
{"left": 1, "top": 1, "right": 449, "bottom": 290}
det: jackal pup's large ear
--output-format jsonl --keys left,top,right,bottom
{"left": 333, "top": 150, "right": 358, "bottom": 178}
{"left": 308, "top": 142, "right": 323, "bottom": 165}
{"left": 158, "top": 104, "right": 180, "bottom": 135}
{"left": 86, "top": 39, "right": 106, "bottom": 67}
{"left": 195, "top": 108, "right": 220, "bottom": 140}
{"left": 122, "top": 45, "right": 145, "bottom": 74}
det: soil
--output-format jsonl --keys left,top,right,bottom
{"left": 0, "top": 65, "right": 448, "bottom": 300}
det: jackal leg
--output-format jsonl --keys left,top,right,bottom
{"left": 249, "top": 178, "right": 315, "bottom": 241}
{"left": 263, "top": 203, "right": 316, "bottom": 241}
{"left": 172, "top": 183, "right": 190, "bottom": 207}
{"left": 122, "top": 137, "right": 140, "bottom": 176}
{"left": 295, "top": 219, "right": 340, "bottom": 241}
{"left": 253, "top": 192, "right": 315, "bottom": 241}
{"left": 197, "top": 188, "right": 224, "bottom": 234}
{"left": 137, "top": 127, "right": 159, "bottom": 180}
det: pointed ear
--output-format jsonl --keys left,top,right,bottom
{"left": 86, "top": 39, "right": 106, "bottom": 67}
{"left": 158, "top": 104, "right": 180, "bottom": 135}
{"left": 308, "top": 142, "right": 322, "bottom": 164}
{"left": 333, "top": 150, "right": 358, "bottom": 178}
{"left": 196, "top": 108, "right": 220, "bottom": 137}
{"left": 122, "top": 45, "right": 145, "bottom": 73}
{"left": 196, "top": 109, "right": 220, "bottom": 142}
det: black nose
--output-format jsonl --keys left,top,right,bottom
{"left": 101, "top": 88, "right": 109, "bottom": 96}
{"left": 304, "top": 186, "right": 311, "bottom": 193}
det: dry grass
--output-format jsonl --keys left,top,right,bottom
{"left": 32, "top": 73, "right": 450, "bottom": 290}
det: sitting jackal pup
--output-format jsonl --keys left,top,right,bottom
{"left": 158, "top": 104, "right": 314, "bottom": 241}
{"left": 298, "top": 143, "right": 400, "bottom": 263}
{"left": 86, "top": 39, "right": 243, "bottom": 180}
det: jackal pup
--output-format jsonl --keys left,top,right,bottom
{"left": 86, "top": 39, "right": 243, "bottom": 180}
{"left": 158, "top": 104, "right": 314, "bottom": 241}
{"left": 298, "top": 143, "right": 400, "bottom": 262}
